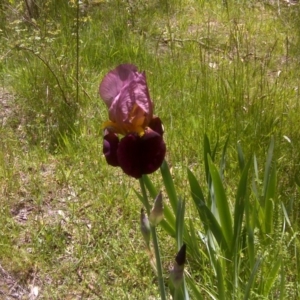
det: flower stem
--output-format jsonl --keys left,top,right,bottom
{"left": 139, "top": 176, "right": 167, "bottom": 300}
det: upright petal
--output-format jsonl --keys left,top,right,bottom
{"left": 99, "top": 64, "right": 138, "bottom": 108}
{"left": 109, "top": 72, "right": 153, "bottom": 132}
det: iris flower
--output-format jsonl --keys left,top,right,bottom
{"left": 100, "top": 64, "right": 166, "bottom": 179}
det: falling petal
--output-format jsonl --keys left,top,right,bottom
{"left": 103, "top": 131, "right": 120, "bottom": 167}
{"left": 140, "top": 128, "right": 166, "bottom": 175}
{"left": 117, "top": 129, "right": 166, "bottom": 178}
{"left": 117, "top": 133, "right": 141, "bottom": 178}
{"left": 148, "top": 117, "right": 164, "bottom": 136}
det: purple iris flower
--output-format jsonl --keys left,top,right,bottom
{"left": 100, "top": 64, "right": 166, "bottom": 179}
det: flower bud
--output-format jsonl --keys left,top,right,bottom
{"left": 140, "top": 208, "right": 151, "bottom": 249}
{"left": 149, "top": 191, "right": 164, "bottom": 226}
{"left": 170, "top": 244, "right": 186, "bottom": 289}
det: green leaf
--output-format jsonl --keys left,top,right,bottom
{"left": 186, "top": 276, "right": 204, "bottom": 300}
{"left": 263, "top": 137, "right": 274, "bottom": 202}
{"left": 232, "top": 158, "right": 251, "bottom": 251}
{"left": 187, "top": 168, "right": 228, "bottom": 251}
{"left": 243, "top": 257, "right": 263, "bottom": 300}
{"left": 174, "top": 199, "right": 190, "bottom": 300}
{"left": 216, "top": 259, "right": 226, "bottom": 300}
{"left": 211, "top": 136, "right": 219, "bottom": 162}
{"left": 263, "top": 256, "right": 281, "bottom": 296}
{"left": 253, "top": 154, "right": 260, "bottom": 198}
{"left": 281, "top": 201, "right": 292, "bottom": 228}
{"left": 208, "top": 155, "right": 233, "bottom": 248}
{"left": 219, "top": 135, "right": 229, "bottom": 180}
{"left": 244, "top": 192, "right": 255, "bottom": 269}
{"left": 134, "top": 189, "right": 149, "bottom": 211}
{"left": 295, "top": 173, "right": 300, "bottom": 188}
{"left": 279, "top": 261, "right": 285, "bottom": 300}
{"left": 160, "top": 160, "right": 178, "bottom": 214}
{"left": 143, "top": 174, "right": 157, "bottom": 199}
{"left": 187, "top": 219, "right": 207, "bottom": 262}
{"left": 264, "top": 162, "right": 276, "bottom": 234}
{"left": 232, "top": 158, "right": 251, "bottom": 288}
{"left": 187, "top": 168, "right": 205, "bottom": 206}
{"left": 176, "top": 198, "right": 185, "bottom": 250}
{"left": 204, "top": 134, "right": 212, "bottom": 184}
{"left": 237, "top": 142, "right": 245, "bottom": 172}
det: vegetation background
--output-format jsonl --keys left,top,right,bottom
{"left": 0, "top": 0, "right": 300, "bottom": 298}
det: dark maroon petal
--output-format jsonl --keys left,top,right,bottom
{"left": 148, "top": 117, "right": 164, "bottom": 136}
{"left": 103, "top": 131, "right": 120, "bottom": 167}
{"left": 117, "top": 133, "right": 142, "bottom": 178}
{"left": 140, "top": 129, "right": 166, "bottom": 175}
{"left": 117, "top": 129, "right": 166, "bottom": 179}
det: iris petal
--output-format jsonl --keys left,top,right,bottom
{"left": 103, "top": 131, "right": 120, "bottom": 167}
{"left": 148, "top": 117, "right": 164, "bottom": 136}
{"left": 117, "top": 129, "right": 166, "bottom": 178}
{"left": 109, "top": 72, "right": 153, "bottom": 131}
{"left": 140, "top": 128, "right": 166, "bottom": 174}
{"left": 117, "top": 133, "right": 141, "bottom": 178}
{"left": 99, "top": 64, "right": 138, "bottom": 108}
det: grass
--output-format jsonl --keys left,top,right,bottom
{"left": 1, "top": 0, "right": 300, "bottom": 298}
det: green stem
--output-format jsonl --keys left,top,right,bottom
{"left": 139, "top": 176, "right": 167, "bottom": 300}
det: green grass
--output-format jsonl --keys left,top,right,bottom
{"left": 1, "top": 0, "right": 300, "bottom": 298}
